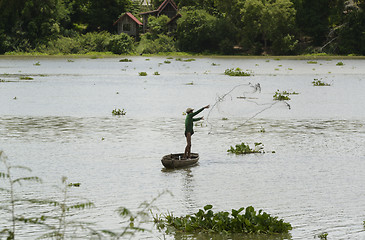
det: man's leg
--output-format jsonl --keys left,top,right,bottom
{"left": 184, "top": 132, "right": 191, "bottom": 159}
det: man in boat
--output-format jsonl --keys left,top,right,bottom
{"left": 184, "top": 105, "right": 210, "bottom": 159}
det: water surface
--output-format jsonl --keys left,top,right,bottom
{"left": 0, "top": 56, "right": 364, "bottom": 239}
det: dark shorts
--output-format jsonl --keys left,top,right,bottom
{"left": 185, "top": 131, "right": 194, "bottom": 137}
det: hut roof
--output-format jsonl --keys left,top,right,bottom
{"left": 113, "top": 12, "right": 142, "bottom": 26}
{"left": 140, "top": 0, "right": 178, "bottom": 15}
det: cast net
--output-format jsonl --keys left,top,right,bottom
{"left": 205, "top": 82, "right": 291, "bottom": 134}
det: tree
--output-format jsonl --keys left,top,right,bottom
{"left": 293, "top": 0, "right": 330, "bottom": 46}
{"left": 86, "top": 0, "right": 132, "bottom": 32}
{"left": 335, "top": 1, "right": 365, "bottom": 54}
{"left": 147, "top": 15, "right": 170, "bottom": 37}
{"left": 240, "top": 0, "right": 297, "bottom": 55}
{"left": 177, "top": 8, "right": 235, "bottom": 53}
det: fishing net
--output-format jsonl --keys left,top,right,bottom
{"left": 205, "top": 82, "right": 290, "bottom": 133}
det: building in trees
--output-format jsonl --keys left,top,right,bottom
{"left": 140, "top": 0, "right": 180, "bottom": 32}
{"left": 113, "top": 12, "right": 143, "bottom": 37}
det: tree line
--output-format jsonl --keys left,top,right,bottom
{"left": 0, "top": 0, "right": 364, "bottom": 55}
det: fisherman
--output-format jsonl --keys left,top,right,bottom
{"left": 184, "top": 105, "right": 210, "bottom": 159}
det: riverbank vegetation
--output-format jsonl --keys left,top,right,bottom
{"left": 0, "top": 0, "right": 364, "bottom": 56}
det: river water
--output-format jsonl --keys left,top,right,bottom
{"left": 0, "top": 56, "right": 364, "bottom": 239}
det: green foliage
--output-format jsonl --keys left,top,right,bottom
{"left": 154, "top": 71, "right": 160, "bottom": 75}
{"left": 227, "top": 142, "right": 264, "bottom": 154}
{"left": 0, "top": 151, "right": 42, "bottom": 239}
{"left": 224, "top": 68, "right": 251, "bottom": 76}
{"left": 139, "top": 72, "right": 147, "bottom": 76}
{"left": 19, "top": 76, "right": 33, "bottom": 80}
{"left": 119, "top": 58, "right": 132, "bottom": 62}
{"left": 239, "top": 0, "right": 297, "bottom": 55}
{"left": 148, "top": 15, "right": 170, "bottom": 37}
{"left": 156, "top": 205, "right": 292, "bottom": 234}
{"left": 108, "top": 33, "right": 135, "bottom": 54}
{"left": 137, "top": 33, "right": 176, "bottom": 54}
{"left": 317, "top": 232, "right": 328, "bottom": 240}
{"left": 177, "top": 9, "right": 235, "bottom": 53}
{"left": 112, "top": 108, "right": 126, "bottom": 115}
{"left": 336, "top": 61, "right": 344, "bottom": 66}
{"left": 312, "top": 79, "right": 331, "bottom": 86}
{"left": 273, "top": 89, "right": 298, "bottom": 100}
{"left": 176, "top": 58, "right": 196, "bottom": 62}
{"left": 39, "top": 32, "right": 116, "bottom": 54}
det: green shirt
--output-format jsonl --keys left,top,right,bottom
{"left": 185, "top": 107, "right": 204, "bottom": 134}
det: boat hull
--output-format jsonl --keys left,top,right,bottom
{"left": 161, "top": 153, "right": 199, "bottom": 169}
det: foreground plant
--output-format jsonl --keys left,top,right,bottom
{"left": 227, "top": 142, "right": 264, "bottom": 154}
{"left": 24, "top": 177, "right": 96, "bottom": 239}
{"left": 0, "top": 150, "right": 42, "bottom": 239}
{"left": 155, "top": 205, "right": 292, "bottom": 234}
{"left": 102, "top": 190, "right": 172, "bottom": 239}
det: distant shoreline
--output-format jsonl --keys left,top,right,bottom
{"left": 1, "top": 52, "right": 365, "bottom": 60}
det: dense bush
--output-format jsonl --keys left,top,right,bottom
{"left": 108, "top": 33, "right": 135, "bottom": 54}
{"left": 137, "top": 33, "right": 176, "bottom": 54}
{"left": 35, "top": 32, "right": 134, "bottom": 54}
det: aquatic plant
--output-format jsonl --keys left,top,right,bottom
{"left": 211, "top": 63, "right": 220, "bottom": 66}
{"left": 19, "top": 76, "right": 33, "bottom": 80}
{"left": 139, "top": 72, "right": 147, "bottom": 76}
{"left": 307, "top": 61, "right": 317, "bottom": 64}
{"left": 312, "top": 79, "right": 331, "bottom": 86}
{"left": 176, "top": 58, "right": 196, "bottom": 62}
{"left": 317, "top": 232, "right": 328, "bottom": 239}
{"left": 336, "top": 62, "right": 344, "bottom": 66}
{"left": 112, "top": 108, "right": 126, "bottom": 116}
{"left": 33, "top": 61, "right": 41, "bottom": 66}
{"left": 224, "top": 68, "right": 251, "bottom": 76}
{"left": 155, "top": 205, "right": 292, "bottom": 234}
{"left": 273, "top": 89, "right": 298, "bottom": 101}
{"left": 227, "top": 142, "right": 264, "bottom": 154}
{"left": 119, "top": 58, "right": 132, "bottom": 62}
{"left": 185, "top": 82, "right": 194, "bottom": 85}
{"left": 154, "top": 71, "right": 160, "bottom": 75}
{"left": 164, "top": 60, "right": 171, "bottom": 64}
{"left": 259, "top": 127, "right": 266, "bottom": 133}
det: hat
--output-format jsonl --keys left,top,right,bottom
{"left": 186, "top": 108, "right": 194, "bottom": 113}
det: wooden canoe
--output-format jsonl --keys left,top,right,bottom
{"left": 161, "top": 153, "right": 199, "bottom": 169}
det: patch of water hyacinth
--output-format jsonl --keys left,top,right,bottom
{"left": 155, "top": 205, "right": 292, "bottom": 234}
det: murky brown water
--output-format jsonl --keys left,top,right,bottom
{"left": 1, "top": 56, "right": 365, "bottom": 239}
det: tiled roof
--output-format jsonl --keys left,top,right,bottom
{"left": 113, "top": 12, "right": 142, "bottom": 25}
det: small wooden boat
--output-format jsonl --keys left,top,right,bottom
{"left": 161, "top": 153, "right": 199, "bottom": 169}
